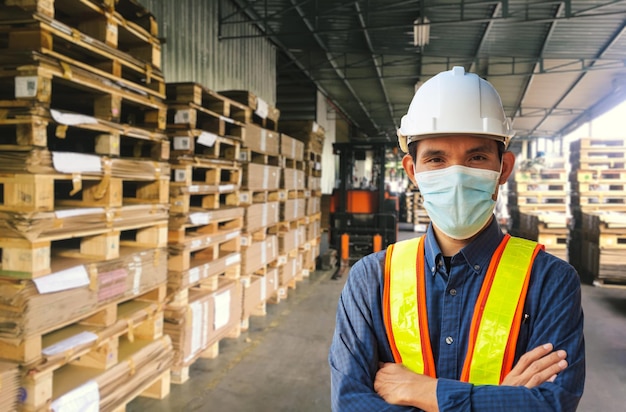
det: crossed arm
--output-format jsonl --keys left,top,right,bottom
{"left": 374, "top": 343, "right": 569, "bottom": 412}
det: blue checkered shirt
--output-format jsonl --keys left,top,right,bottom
{"left": 329, "top": 219, "right": 585, "bottom": 411}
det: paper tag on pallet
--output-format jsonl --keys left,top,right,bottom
{"left": 50, "top": 380, "right": 99, "bottom": 412}
{"left": 52, "top": 152, "right": 102, "bottom": 174}
{"left": 174, "top": 169, "right": 187, "bottom": 182}
{"left": 50, "top": 109, "right": 99, "bottom": 126}
{"left": 214, "top": 290, "right": 231, "bottom": 330}
{"left": 43, "top": 331, "right": 98, "bottom": 356}
{"left": 255, "top": 97, "right": 269, "bottom": 119}
{"left": 198, "top": 131, "right": 218, "bottom": 147}
{"left": 33, "top": 266, "right": 90, "bottom": 294}
{"left": 15, "top": 76, "right": 39, "bottom": 98}
{"left": 189, "top": 300, "right": 209, "bottom": 359}
{"left": 174, "top": 109, "right": 191, "bottom": 124}
{"left": 190, "top": 212, "right": 212, "bottom": 225}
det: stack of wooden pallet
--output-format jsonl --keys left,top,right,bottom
{"left": 278, "top": 120, "right": 324, "bottom": 278}
{"left": 569, "top": 137, "right": 626, "bottom": 285}
{"left": 218, "top": 91, "right": 285, "bottom": 319}
{"left": 508, "top": 159, "right": 570, "bottom": 259}
{"left": 164, "top": 82, "right": 247, "bottom": 384}
{"left": 0, "top": 0, "right": 173, "bottom": 409}
{"left": 0, "top": 361, "right": 19, "bottom": 411}
{"left": 405, "top": 190, "right": 430, "bottom": 232}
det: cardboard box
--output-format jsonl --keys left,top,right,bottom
{"left": 241, "top": 236, "right": 278, "bottom": 275}
{"left": 242, "top": 163, "right": 281, "bottom": 191}
{"left": 244, "top": 202, "right": 279, "bottom": 233}
{"left": 280, "top": 133, "right": 304, "bottom": 161}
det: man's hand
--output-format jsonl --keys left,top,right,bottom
{"left": 374, "top": 362, "right": 439, "bottom": 412}
{"left": 502, "top": 343, "right": 568, "bottom": 388}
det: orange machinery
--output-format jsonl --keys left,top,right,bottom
{"left": 330, "top": 142, "right": 398, "bottom": 272}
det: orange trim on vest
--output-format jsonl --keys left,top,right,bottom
{"left": 416, "top": 238, "right": 436, "bottom": 377}
{"left": 383, "top": 243, "right": 402, "bottom": 363}
{"left": 460, "top": 235, "right": 511, "bottom": 382}
{"left": 499, "top": 243, "right": 543, "bottom": 382}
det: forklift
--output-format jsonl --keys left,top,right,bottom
{"left": 329, "top": 142, "right": 399, "bottom": 277}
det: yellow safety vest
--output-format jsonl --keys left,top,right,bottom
{"left": 383, "top": 234, "right": 542, "bottom": 385}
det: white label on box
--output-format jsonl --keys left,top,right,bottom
{"left": 260, "top": 276, "right": 267, "bottom": 301}
{"left": 255, "top": 97, "right": 269, "bottom": 119}
{"left": 173, "top": 136, "right": 191, "bottom": 150}
{"left": 315, "top": 162, "right": 322, "bottom": 171}
{"left": 52, "top": 152, "right": 102, "bottom": 174}
{"left": 220, "top": 115, "right": 234, "bottom": 124}
{"left": 225, "top": 253, "right": 241, "bottom": 266}
{"left": 261, "top": 242, "right": 267, "bottom": 264}
{"left": 15, "top": 76, "right": 39, "bottom": 98}
{"left": 43, "top": 331, "right": 98, "bottom": 356}
{"left": 50, "top": 109, "right": 98, "bottom": 126}
{"left": 291, "top": 139, "right": 296, "bottom": 158}
{"left": 50, "top": 380, "right": 99, "bottom": 412}
{"left": 214, "top": 290, "right": 231, "bottom": 330}
{"left": 260, "top": 129, "right": 267, "bottom": 152}
{"left": 197, "top": 131, "right": 218, "bottom": 147}
{"left": 240, "top": 192, "right": 250, "bottom": 203}
{"left": 174, "top": 110, "right": 191, "bottom": 124}
{"left": 174, "top": 169, "right": 187, "bottom": 182}
{"left": 34, "top": 265, "right": 90, "bottom": 294}
{"left": 263, "top": 166, "right": 269, "bottom": 189}
{"left": 190, "top": 212, "right": 211, "bottom": 225}
{"left": 312, "top": 122, "right": 319, "bottom": 133}
{"left": 189, "top": 301, "right": 209, "bottom": 359}
{"left": 191, "top": 239, "right": 204, "bottom": 250}
{"left": 262, "top": 204, "right": 268, "bottom": 227}
{"left": 241, "top": 236, "right": 249, "bottom": 246}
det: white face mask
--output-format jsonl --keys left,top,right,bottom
{"left": 414, "top": 165, "right": 500, "bottom": 240}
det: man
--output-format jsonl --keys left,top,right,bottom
{"left": 328, "top": 66, "right": 585, "bottom": 411}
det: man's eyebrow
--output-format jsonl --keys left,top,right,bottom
{"left": 419, "top": 149, "right": 446, "bottom": 158}
{"left": 466, "top": 143, "right": 497, "bottom": 154}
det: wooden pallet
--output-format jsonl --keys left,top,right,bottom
{"left": 219, "top": 89, "right": 280, "bottom": 132}
{"left": 166, "top": 83, "right": 249, "bottom": 120}
{"left": 22, "top": 334, "right": 172, "bottom": 412}
{"left": 514, "top": 169, "right": 568, "bottom": 183}
{"left": 574, "top": 168, "right": 626, "bottom": 182}
{"left": 241, "top": 163, "right": 282, "bottom": 191}
{"left": 167, "top": 101, "right": 245, "bottom": 138}
{"left": 0, "top": 51, "right": 167, "bottom": 129}
{"left": 0, "top": 14, "right": 164, "bottom": 93}
{"left": 225, "top": 189, "right": 282, "bottom": 207}
{"left": 0, "top": 219, "right": 167, "bottom": 277}
{"left": 165, "top": 279, "right": 242, "bottom": 384}
{"left": 169, "top": 129, "right": 241, "bottom": 160}
{"left": 0, "top": 110, "right": 170, "bottom": 160}
{"left": 168, "top": 228, "right": 241, "bottom": 272}
{"left": 0, "top": 169, "right": 169, "bottom": 212}
{"left": 169, "top": 173, "right": 241, "bottom": 215}
{"left": 231, "top": 147, "right": 281, "bottom": 166}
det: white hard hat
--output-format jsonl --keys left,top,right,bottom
{"left": 397, "top": 66, "right": 513, "bottom": 153}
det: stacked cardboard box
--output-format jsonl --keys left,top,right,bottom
{"left": 278, "top": 120, "right": 324, "bottom": 278}
{"left": 0, "top": 0, "right": 172, "bottom": 409}
{"left": 569, "top": 138, "right": 626, "bottom": 284}
{"left": 164, "top": 82, "right": 247, "bottom": 383}
{"left": 217, "top": 91, "right": 284, "bottom": 324}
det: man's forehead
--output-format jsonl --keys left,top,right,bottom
{"left": 417, "top": 135, "right": 498, "bottom": 152}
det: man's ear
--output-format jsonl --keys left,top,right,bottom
{"left": 402, "top": 154, "right": 418, "bottom": 186}
{"left": 499, "top": 151, "right": 516, "bottom": 184}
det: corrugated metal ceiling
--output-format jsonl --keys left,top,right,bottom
{"left": 223, "top": 0, "right": 626, "bottom": 149}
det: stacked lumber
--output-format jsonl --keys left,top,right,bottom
{"left": 508, "top": 158, "right": 570, "bottom": 260}
{"left": 0, "top": 1, "right": 173, "bottom": 408}
{"left": 405, "top": 190, "right": 430, "bottom": 232}
{"left": 220, "top": 89, "right": 280, "bottom": 132}
{"left": 569, "top": 137, "right": 626, "bottom": 285}
{"left": 164, "top": 82, "right": 246, "bottom": 384}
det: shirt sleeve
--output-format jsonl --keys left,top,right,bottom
{"left": 436, "top": 252, "right": 585, "bottom": 412}
{"left": 329, "top": 255, "right": 417, "bottom": 412}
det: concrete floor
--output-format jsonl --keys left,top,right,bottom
{"left": 129, "top": 231, "right": 626, "bottom": 412}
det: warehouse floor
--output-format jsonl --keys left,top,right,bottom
{"left": 129, "top": 230, "right": 626, "bottom": 412}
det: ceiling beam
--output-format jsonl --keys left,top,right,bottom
{"left": 287, "top": 0, "right": 381, "bottom": 135}
{"left": 355, "top": 2, "right": 397, "bottom": 133}
{"left": 227, "top": 0, "right": 363, "bottom": 129}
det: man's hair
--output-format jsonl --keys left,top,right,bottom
{"left": 408, "top": 139, "right": 505, "bottom": 163}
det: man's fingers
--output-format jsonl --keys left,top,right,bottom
{"left": 503, "top": 344, "right": 568, "bottom": 388}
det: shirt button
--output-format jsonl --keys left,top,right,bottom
{"left": 449, "top": 289, "right": 457, "bottom": 296}
{"left": 446, "top": 336, "right": 454, "bottom": 345}
{"left": 473, "top": 264, "right": 480, "bottom": 271}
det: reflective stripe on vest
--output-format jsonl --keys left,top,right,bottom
{"left": 383, "top": 234, "right": 542, "bottom": 385}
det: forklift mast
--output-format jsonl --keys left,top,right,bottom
{"left": 330, "top": 142, "right": 399, "bottom": 269}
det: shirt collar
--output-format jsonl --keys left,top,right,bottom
{"left": 423, "top": 217, "right": 506, "bottom": 277}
